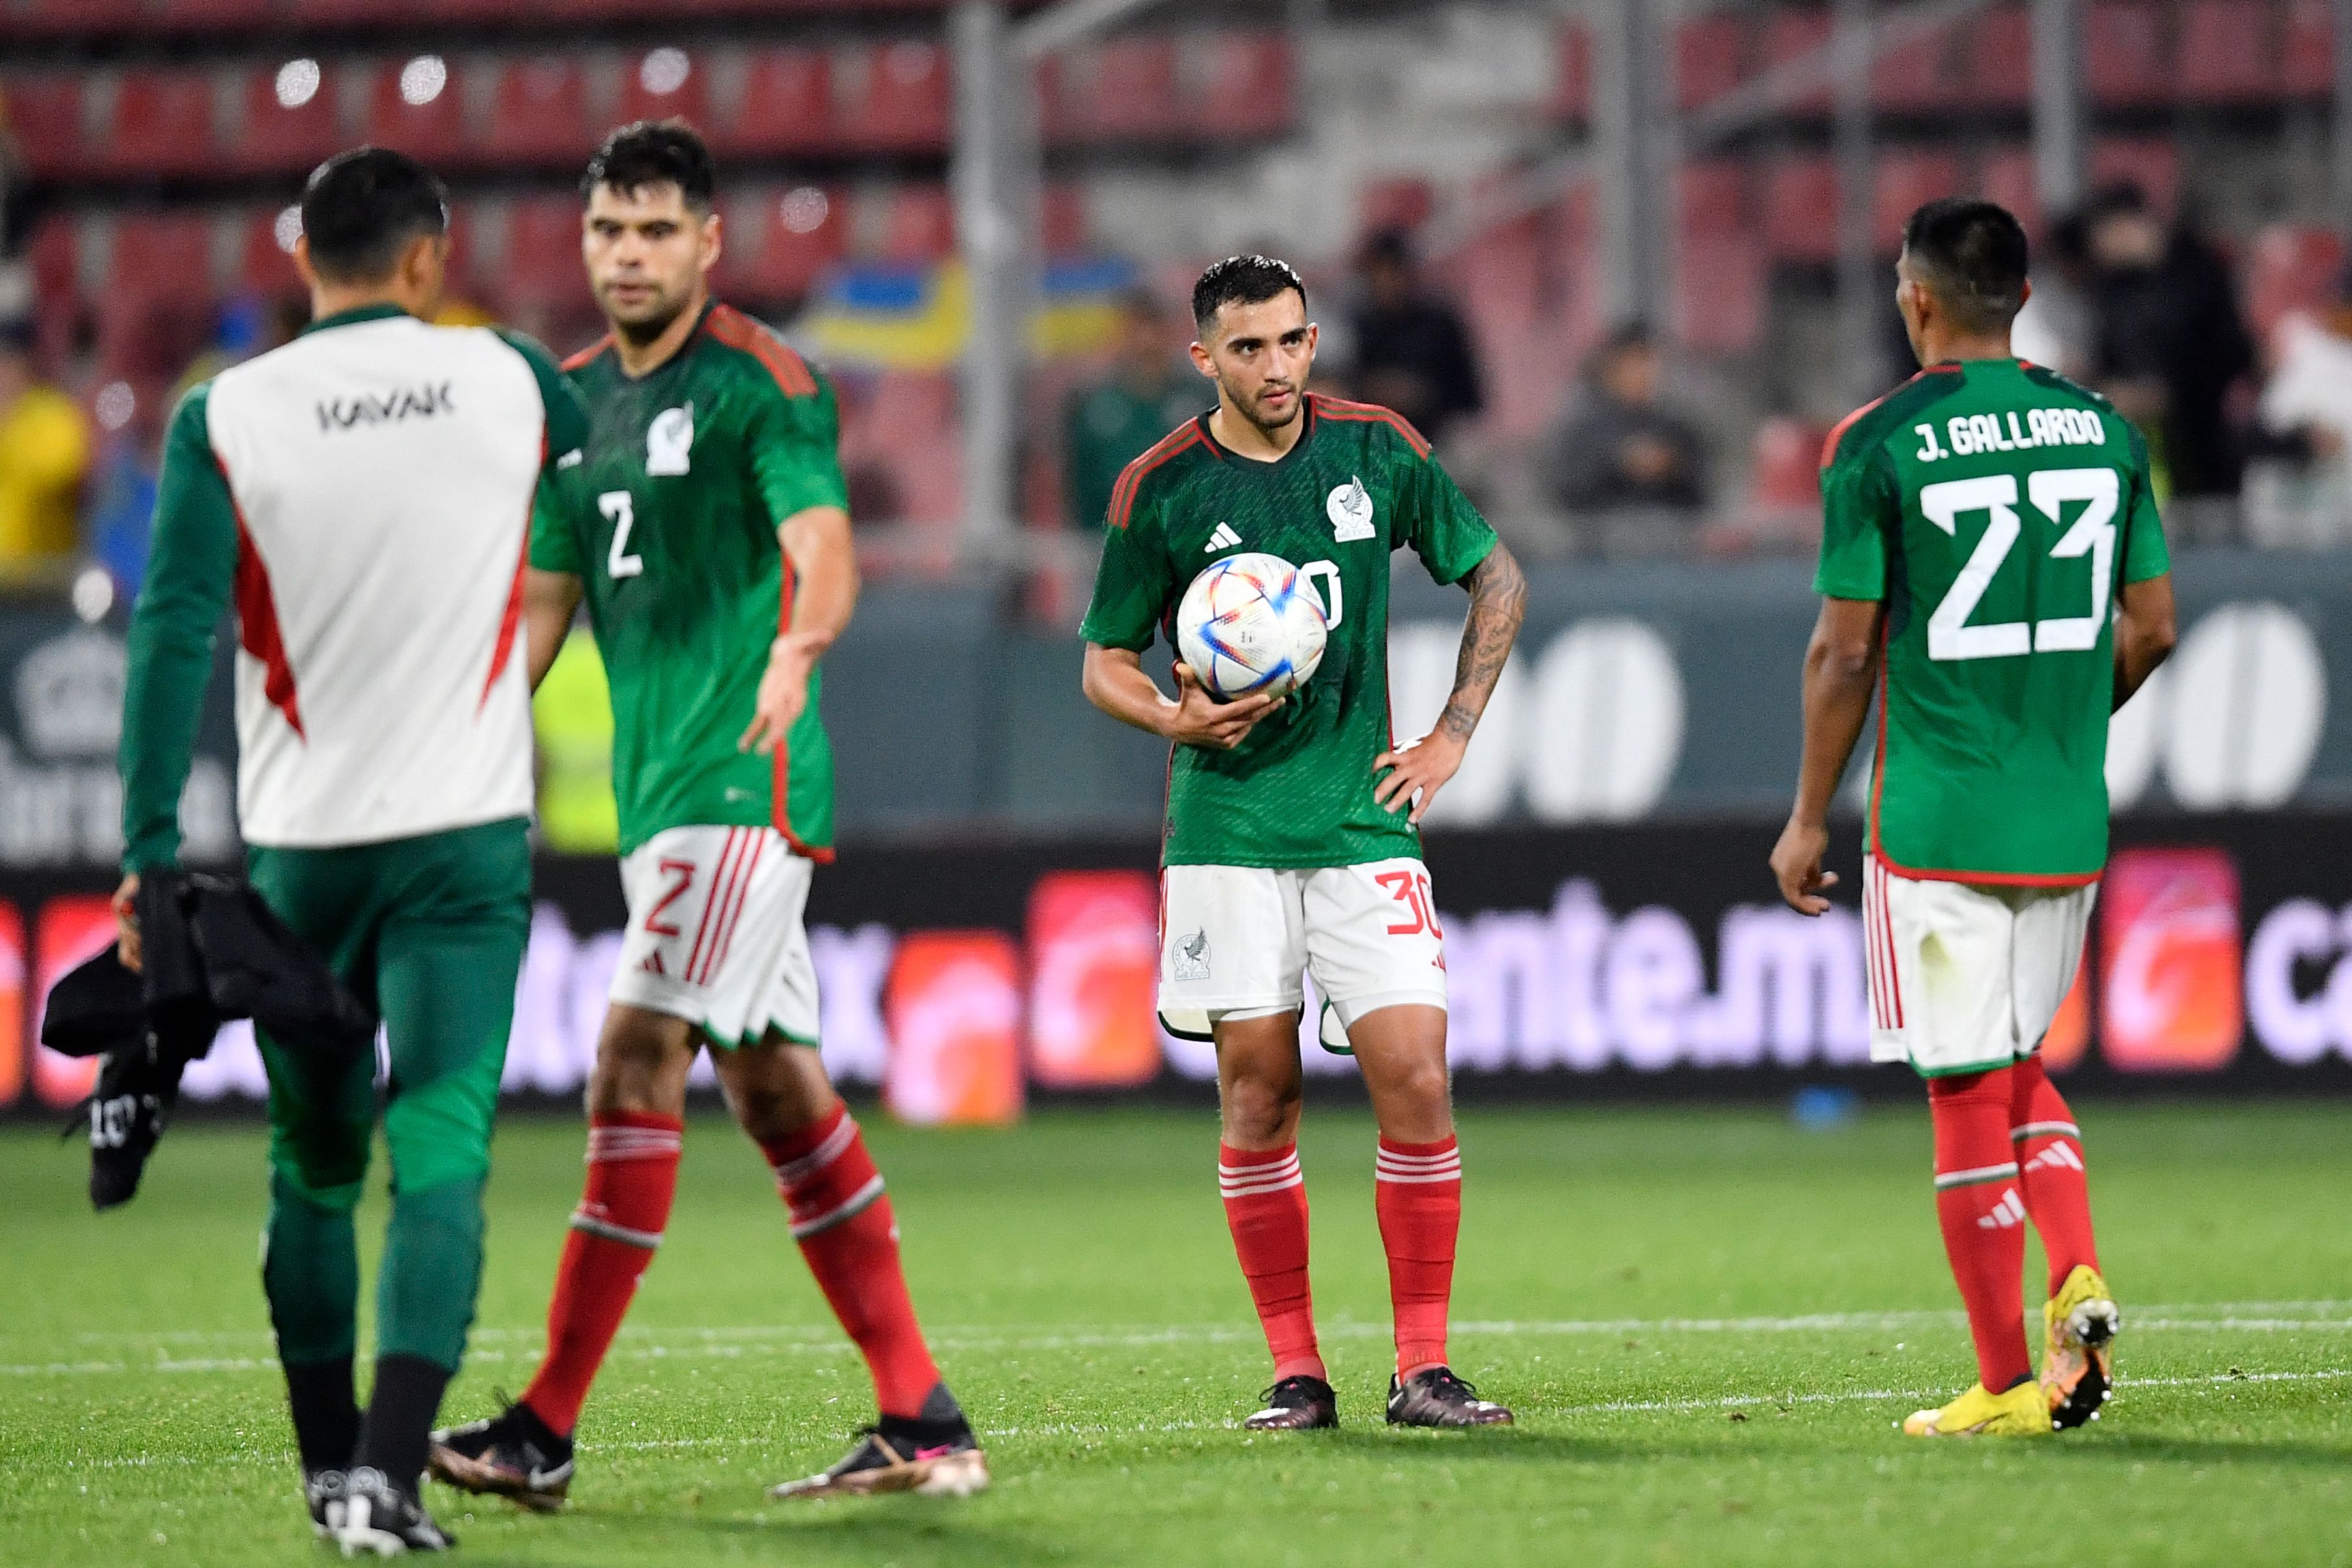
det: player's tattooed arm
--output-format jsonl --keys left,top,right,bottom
{"left": 1374, "top": 540, "right": 1526, "bottom": 825}
{"left": 1770, "top": 595, "right": 1886, "bottom": 915}
{"left": 1437, "top": 543, "right": 1529, "bottom": 742}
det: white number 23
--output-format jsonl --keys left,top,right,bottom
{"left": 1918, "top": 467, "right": 2117, "bottom": 662}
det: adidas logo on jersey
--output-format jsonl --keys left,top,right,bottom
{"left": 1976, "top": 1189, "right": 2028, "bottom": 1230}
{"left": 2023, "top": 1141, "right": 2085, "bottom": 1174}
{"left": 1203, "top": 522, "right": 1242, "bottom": 553}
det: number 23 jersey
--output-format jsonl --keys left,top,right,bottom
{"left": 529, "top": 303, "right": 848, "bottom": 860}
{"left": 1080, "top": 394, "right": 1497, "bottom": 870}
{"left": 1815, "top": 357, "right": 2170, "bottom": 885}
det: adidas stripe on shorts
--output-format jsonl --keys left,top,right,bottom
{"left": 1861, "top": 853, "right": 2096, "bottom": 1077}
{"left": 609, "top": 824, "right": 821, "bottom": 1048}
{"left": 1156, "top": 857, "right": 1449, "bottom": 1043}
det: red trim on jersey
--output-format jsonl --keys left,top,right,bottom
{"left": 1106, "top": 421, "right": 1206, "bottom": 531}
{"left": 562, "top": 335, "right": 614, "bottom": 373}
{"left": 1309, "top": 394, "right": 1431, "bottom": 458}
{"left": 479, "top": 434, "right": 541, "bottom": 710}
{"left": 704, "top": 303, "right": 819, "bottom": 398}
{"left": 1817, "top": 366, "right": 1952, "bottom": 470}
{"left": 220, "top": 456, "right": 305, "bottom": 741}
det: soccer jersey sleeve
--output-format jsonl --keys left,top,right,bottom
{"left": 1079, "top": 492, "right": 1174, "bottom": 652}
{"left": 1813, "top": 439, "right": 1897, "bottom": 600}
{"left": 745, "top": 379, "right": 852, "bottom": 525}
{"left": 2118, "top": 426, "right": 2172, "bottom": 584}
{"left": 121, "top": 385, "right": 238, "bottom": 873}
{"left": 1393, "top": 436, "right": 1497, "bottom": 585}
{"left": 526, "top": 472, "right": 585, "bottom": 576}
{"left": 494, "top": 327, "right": 592, "bottom": 467}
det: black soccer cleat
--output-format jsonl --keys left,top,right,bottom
{"left": 334, "top": 1467, "right": 453, "bottom": 1555}
{"left": 1386, "top": 1367, "right": 1514, "bottom": 1428}
{"left": 426, "top": 1399, "right": 574, "bottom": 1513}
{"left": 1244, "top": 1374, "right": 1339, "bottom": 1432}
{"left": 769, "top": 1413, "right": 990, "bottom": 1500}
{"left": 305, "top": 1468, "right": 348, "bottom": 1539}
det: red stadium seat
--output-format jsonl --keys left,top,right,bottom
{"left": 105, "top": 216, "right": 219, "bottom": 355}
{"left": 2284, "top": 0, "right": 2335, "bottom": 96}
{"left": 1, "top": 76, "right": 87, "bottom": 179}
{"left": 1977, "top": 145, "right": 2043, "bottom": 235}
{"left": 1750, "top": 415, "right": 1826, "bottom": 510}
{"left": 1761, "top": 156, "right": 1838, "bottom": 265}
{"left": 29, "top": 217, "right": 81, "bottom": 305}
{"left": 1873, "top": 151, "right": 1965, "bottom": 252}
{"left": 615, "top": 46, "right": 714, "bottom": 136}
{"left": 1674, "top": 234, "right": 1764, "bottom": 356}
{"left": 1358, "top": 177, "right": 1433, "bottom": 237}
{"left": 2177, "top": 1, "right": 2279, "bottom": 102}
{"left": 499, "top": 195, "right": 587, "bottom": 312}
{"left": 2089, "top": 138, "right": 2181, "bottom": 215}
{"left": 1675, "top": 14, "right": 1750, "bottom": 113}
{"left": 156, "top": 0, "right": 282, "bottom": 29}
{"left": 2086, "top": 1, "right": 2169, "bottom": 108}
{"left": 363, "top": 53, "right": 468, "bottom": 164}
{"left": 1039, "top": 183, "right": 1089, "bottom": 258}
{"left": 836, "top": 40, "right": 950, "bottom": 153}
{"left": 479, "top": 56, "right": 595, "bottom": 166}
{"left": 102, "top": 68, "right": 222, "bottom": 179}
{"left": 1552, "top": 20, "right": 1592, "bottom": 122}
{"left": 237, "top": 205, "right": 306, "bottom": 297}
{"left": 232, "top": 58, "right": 344, "bottom": 176}
{"left": 724, "top": 184, "right": 847, "bottom": 304}
{"left": 9, "top": 0, "right": 149, "bottom": 37}
{"left": 284, "top": 0, "right": 409, "bottom": 23}
{"left": 1759, "top": 8, "right": 1833, "bottom": 115}
{"left": 874, "top": 185, "right": 955, "bottom": 265}
{"left": 728, "top": 48, "right": 834, "bottom": 156}
{"left": 1067, "top": 35, "right": 1182, "bottom": 142}
{"left": 1191, "top": 32, "right": 1294, "bottom": 141}
{"left": 1961, "top": 5, "right": 2034, "bottom": 109}
{"left": 1871, "top": 19, "right": 1963, "bottom": 112}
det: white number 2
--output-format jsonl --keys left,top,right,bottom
{"left": 1918, "top": 467, "right": 2118, "bottom": 662}
{"left": 1298, "top": 559, "right": 1344, "bottom": 629}
{"left": 601, "top": 490, "right": 642, "bottom": 580}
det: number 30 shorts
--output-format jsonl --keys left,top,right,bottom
{"left": 1863, "top": 854, "right": 2096, "bottom": 1078}
{"left": 1157, "top": 857, "right": 1450, "bottom": 1046}
{"left": 608, "top": 824, "right": 822, "bottom": 1049}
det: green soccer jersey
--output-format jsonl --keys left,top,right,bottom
{"left": 529, "top": 303, "right": 849, "bottom": 859}
{"left": 1815, "top": 357, "right": 2171, "bottom": 883}
{"left": 1080, "top": 394, "right": 1498, "bottom": 868}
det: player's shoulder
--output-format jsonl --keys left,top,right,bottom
{"left": 1106, "top": 415, "right": 1213, "bottom": 531}
{"left": 1309, "top": 393, "right": 1433, "bottom": 462}
{"left": 1817, "top": 364, "right": 1967, "bottom": 471}
{"left": 2018, "top": 361, "right": 2150, "bottom": 464}
{"left": 697, "top": 302, "right": 827, "bottom": 402}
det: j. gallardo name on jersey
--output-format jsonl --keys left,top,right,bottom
{"left": 1914, "top": 406, "right": 2110, "bottom": 462}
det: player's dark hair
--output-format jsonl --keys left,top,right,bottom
{"left": 298, "top": 147, "right": 449, "bottom": 285}
{"left": 583, "top": 119, "right": 716, "bottom": 211}
{"left": 1191, "top": 254, "right": 1307, "bottom": 334}
{"left": 1901, "top": 197, "right": 2030, "bottom": 333}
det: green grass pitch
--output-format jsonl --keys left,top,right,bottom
{"left": 2, "top": 1101, "right": 2347, "bottom": 1567}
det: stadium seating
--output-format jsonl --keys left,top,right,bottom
{"left": 1761, "top": 156, "right": 1838, "bottom": 265}
{"left": 479, "top": 55, "right": 597, "bottom": 166}
{"left": 1961, "top": 5, "right": 2034, "bottom": 110}
{"left": 363, "top": 53, "right": 469, "bottom": 164}
{"left": 1759, "top": 7, "right": 1834, "bottom": 116}
{"left": 498, "top": 194, "right": 588, "bottom": 311}
{"left": 1191, "top": 33, "right": 1294, "bottom": 141}
{"left": 235, "top": 204, "right": 305, "bottom": 297}
{"left": 1, "top": 76, "right": 84, "bottom": 179}
{"left": 874, "top": 185, "right": 955, "bottom": 264}
{"left": 835, "top": 40, "right": 951, "bottom": 153}
{"left": 1977, "top": 145, "right": 2043, "bottom": 235}
{"left": 2090, "top": 137, "right": 2181, "bottom": 213}
{"left": 2087, "top": 0, "right": 2171, "bottom": 108}
{"left": 725, "top": 48, "right": 835, "bottom": 157}
{"left": 1675, "top": 14, "right": 1750, "bottom": 114}
{"left": 1871, "top": 18, "right": 1965, "bottom": 113}
{"left": 100, "top": 68, "right": 222, "bottom": 179}
{"left": 723, "top": 184, "right": 848, "bottom": 303}
{"left": 1060, "top": 35, "right": 1183, "bottom": 143}
{"left": 1039, "top": 183, "right": 1090, "bottom": 258}
{"left": 232, "top": 58, "right": 344, "bottom": 177}
{"left": 1750, "top": 415, "right": 1827, "bottom": 511}
{"left": 2284, "top": 0, "right": 2336, "bottom": 96}
{"left": 2177, "top": 1, "right": 2280, "bottom": 103}
{"left": 1873, "top": 149, "right": 1966, "bottom": 249}
{"left": 1552, "top": 20, "right": 1592, "bottom": 122}
{"left": 155, "top": 0, "right": 281, "bottom": 28}
{"left": 616, "top": 46, "right": 714, "bottom": 133}
{"left": 6, "top": 0, "right": 151, "bottom": 38}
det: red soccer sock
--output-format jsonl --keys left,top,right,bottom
{"left": 1218, "top": 1143, "right": 1324, "bottom": 1383}
{"left": 520, "top": 1112, "right": 683, "bottom": 1437}
{"left": 1375, "top": 1134, "right": 1461, "bottom": 1379}
{"left": 1928, "top": 1068, "right": 2033, "bottom": 1392}
{"left": 2010, "top": 1052, "right": 2101, "bottom": 1295}
{"left": 761, "top": 1103, "right": 942, "bottom": 1421}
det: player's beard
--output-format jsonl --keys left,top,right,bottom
{"left": 603, "top": 278, "right": 695, "bottom": 348}
{"left": 1229, "top": 377, "right": 1303, "bottom": 439}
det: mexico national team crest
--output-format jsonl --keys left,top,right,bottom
{"left": 1172, "top": 929, "right": 1211, "bottom": 982}
{"left": 1328, "top": 475, "right": 1376, "bottom": 541}
{"left": 646, "top": 404, "right": 694, "bottom": 475}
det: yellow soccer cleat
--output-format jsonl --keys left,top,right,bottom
{"left": 2042, "top": 1264, "right": 2121, "bottom": 1429}
{"left": 1902, "top": 1379, "right": 2053, "bottom": 1438}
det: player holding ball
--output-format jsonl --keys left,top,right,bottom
{"left": 1079, "top": 255, "right": 1527, "bottom": 1432}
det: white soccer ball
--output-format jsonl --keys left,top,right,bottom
{"left": 1175, "top": 552, "right": 1329, "bottom": 701}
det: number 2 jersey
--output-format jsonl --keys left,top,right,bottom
{"left": 1815, "top": 356, "right": 2170, "bottom": 885}
{"left": 1080, "top": 394, "right": 1497, "bottom": 869}
{"left": 529, "top": 303, "right": 848, "bottom": 860}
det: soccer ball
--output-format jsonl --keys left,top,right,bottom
{"left": 1174, "top": 552, "right": 1329, "bottom": 700}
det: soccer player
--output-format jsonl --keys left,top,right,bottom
{"left": 1079, "top": 256, "right": 1528, "bottom": 1431}
{"left": 114, "top": 149, "right": 588, "bottom": 1552}
{"left": 1770, "top": 199, "right": 2177, "bottom": 1438}
{"left": 426, "top": 121, "right": 985, "bottom": 1507}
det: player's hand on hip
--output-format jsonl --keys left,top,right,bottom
{"left": 739, "top": 632, "right": 826, "bottom": 756}
{"left": 1373, "top": 730, "right": 1467, "bottom": 826}
{"left": 112, "top": 873, "right": 143, "bottom": 973}
{"left": 1165, "top": 663, "right": 1280, "bottom": 750}
{"left": 1769, "top": 818, "right": 1838, "bottom": 915}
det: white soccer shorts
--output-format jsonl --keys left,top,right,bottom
{"left": 608, "top": 825, "right": 822, "bottom": 1048}
{"left": 1157, "top": 857, "right": 1450, "bottom": 1044}
{"left": 1862, "top": 854, "right": 2096, "bottom": 1077}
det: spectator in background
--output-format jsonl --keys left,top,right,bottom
{"left": 2083, "top": 184, "right": 2257, "bottom": 499}
{"left": 1539, "top": 320, "right": 1708, "bottom": 524}
{"left": 2010, "top": 211, "right": 2094, "bottom": 381}
{"left": 1063, "top": 289, "right": 1202, "bottom": 530}
{"left": 1344, "top": 228, "right": 1484, "bottom": 445}
{"left": 0, "top": 319, "right": 91, "bottom": 586}
{"left": 2247, "top": 265, "right": 2352, "bottom": 544}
